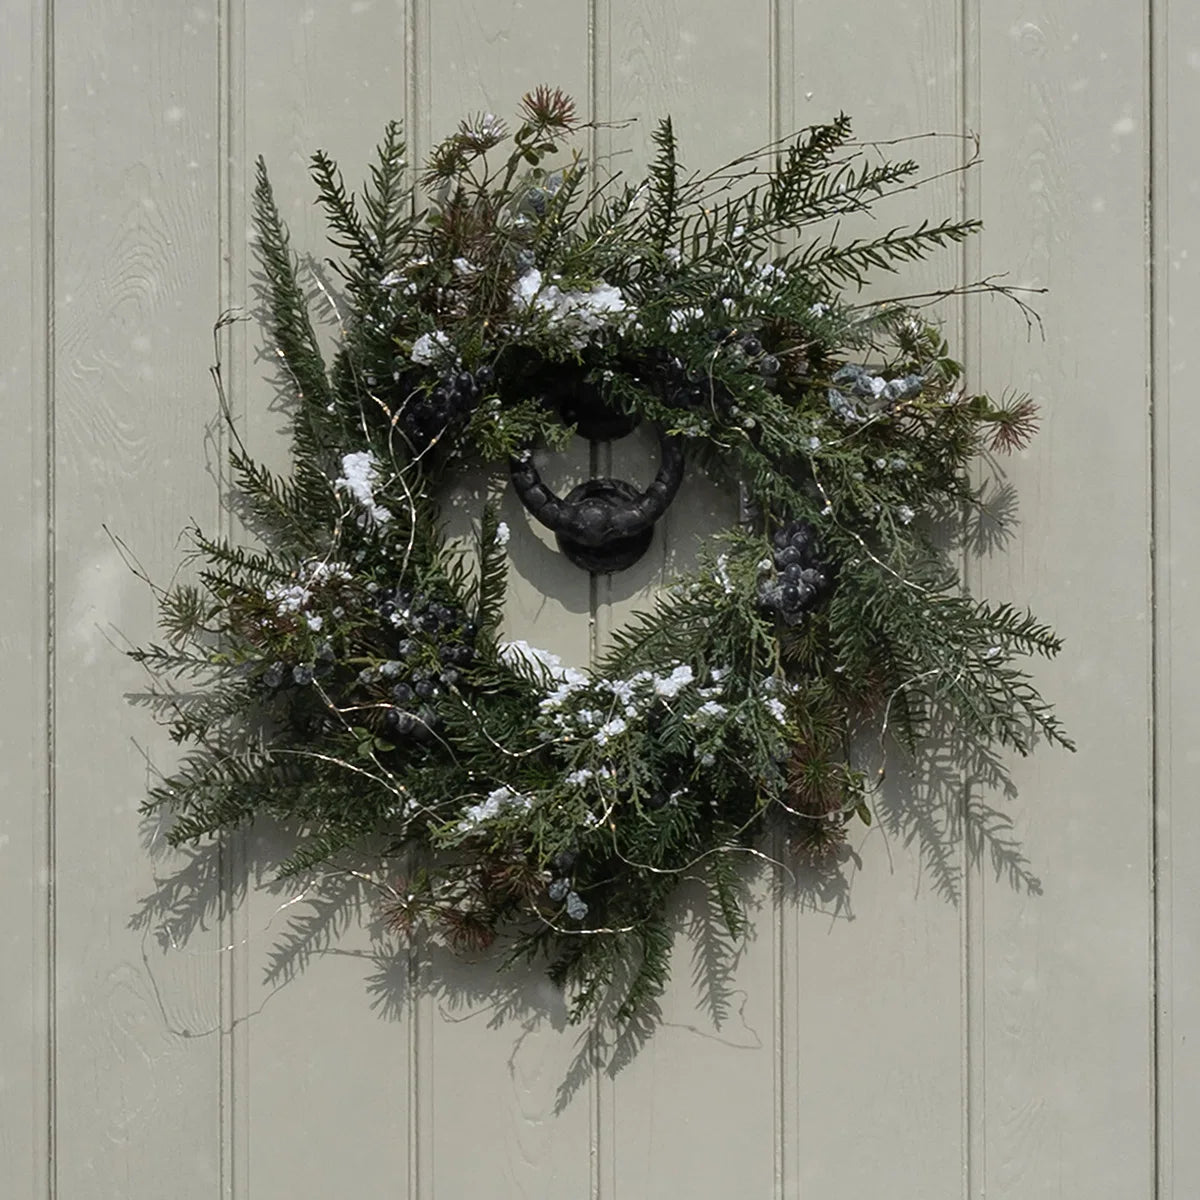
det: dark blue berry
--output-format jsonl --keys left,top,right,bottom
{"left": 551, "top": 848, "right": 578, "bottom": 873}
{"left": 384, "top": 708, "right": 417, "bottom": 736}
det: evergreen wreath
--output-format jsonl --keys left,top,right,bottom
{"left": 129, "top": 88, "right": 1071, "bottom": 1026}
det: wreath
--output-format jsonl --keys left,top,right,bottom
{"left": 130, "top": 87, "right": 1071, "bottom": 1026}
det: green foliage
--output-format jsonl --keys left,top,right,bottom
{"left": 131, "top": 91, "right": 1068, "bottom": 1028}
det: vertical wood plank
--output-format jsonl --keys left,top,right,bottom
{"left": 0, "top": 1, "right": 53, "bottom": 1195}
{"left": 972, "top": 4, "right": 1154, "bottom": 1196}
{"left": 50, "top": 2, "right": 224, "bottom": 1194}
{"left": 419, "top": 6, "right": 596, "bottom": 1197}
{"left": 216, "top": 8, "right": 248, "bottom": 1194}
{"left": 596, "top": 6, "right": 781, "bottom": 1198}
{"left": 777, "top": 4, "right": 969, "bottom": 1197}
{"left": 236, "top": 3, "right": 414, "bottom": 1195}
{"left": 1153, "top": 0, "right": 1198, "bottom": 1194}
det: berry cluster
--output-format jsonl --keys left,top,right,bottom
{"left": 759, "top": 520, "right": 833, "bottom": 624}
{"left": 546, "top": 848, "right": 589, "bottom": 920}
{"left": 397, "top": 364, "right": 494, "bottom": 452}
{"left": 635, "top": 347, "right": 734, "bottom": 414}
{"left": 728, "top": 332, "right": 781, "bottom": 380}
{"left": 360, "top": 586, "right": 480, "bottom": 741}
{"left": 640, "top": 332, "right": 780, "bottom": 419}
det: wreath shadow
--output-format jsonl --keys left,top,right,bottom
{"left": 128, "top": 717, "right": 1040, "bottom": 1112}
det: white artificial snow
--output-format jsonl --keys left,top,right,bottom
{"left": 594, "top": 717, "right": 628, "bottom": 746}
{"left": 510, "top": 268, "right": 630, "bottom": 349}
{"left": 540, "top": 675, "right": 591, "bottom": 712}
{"left": 694, "top": 700, "right": 728, "bottom": 721}
{"left": 457, "top": 785, "right": 531, "bottom": 831}
{"left": 502, "top": 640, "right": 582, "bottom": 682}
{"left": 410, "top": 330, "right": 453, "bottom": 365}
{"left": 715, "top": 554, "right": 734, "bottom": 595}
{"left": 265, "top": 583, "right": 309, "bottom": 615}
{"left": 897, "top": 505, "right": 915, "bottom": 524}
{"left": 503, "top": 642, "right": 591, "bottom": 717}
{"left": 307, "top": 560, "right": 352, "bottom": 585}
{"left": 264, "top": 559, "right": 352, "bottom": 617}
{"left": 335, "top": 451, "right": 393, "bottom": 524}
{"left": 495, "top": 521, "right": 510, "bottom": 547}
{"left": 653, "top": 664, "right": 694, "bottom": 699}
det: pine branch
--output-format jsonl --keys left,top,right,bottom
{"left": 251, "top": 158, "right": 333, "bottom": 412}
{"left": 798, "top": 218, "right": 981, "bottom": 289}
{"left": 641, "top": 117, "right": 680, "bottom": 252}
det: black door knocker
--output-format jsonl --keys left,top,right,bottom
{"left": 509, "top": 366, "right": 685, "bottom": 573}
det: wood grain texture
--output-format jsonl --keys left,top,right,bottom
{"left": 236, "top": 3, "right": 415, "bottom": 1196}
{"left": 49, "top": 1, "right": 225, "bottom": 1194}
{"left": 971, "top": 4, "right": 1154, "bottom": 1196}
{"left": 0, "top": 1, "right": 53, "bottom": 1196}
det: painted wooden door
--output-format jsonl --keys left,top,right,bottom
{"left": 3, "top": 1, "right": 1193, "bottom": 1196}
